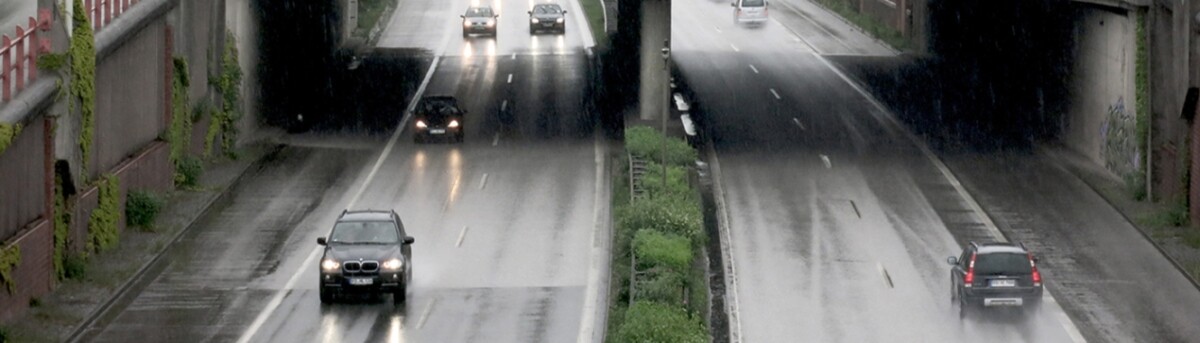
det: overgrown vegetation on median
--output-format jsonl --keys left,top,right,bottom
{"left": 578, "top": 0, "right": 608, "bottom": 46}
{"left": 355, "top": 0, "right": 392, "bottom": 39}
{"left": 607, "top": 127, "right": 708, "bottom": 342}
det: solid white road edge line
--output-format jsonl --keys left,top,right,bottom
{"left": 235, "top": 34, "right": 448, "bottom": 343}
{"left": 808, "top": 52, "right": 1088, "bottom": 343}
{"left": 576, "top": 133, "right": 609, "bottom": 343}
{"left": 707, "top": 146, "right": 744, "bottom": 343}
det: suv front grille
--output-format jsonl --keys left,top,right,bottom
{"left": 342, "top": 260, "right": 379, "bottom": 275}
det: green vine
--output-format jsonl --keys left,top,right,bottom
{"left": 71, "top": 0, "right": 97, "bottom": 175}
{"left": 1133, "top": 10, "right": 1150, "bottom": 200}
{"left": 87, "top": 174, "right": 120, "bottom": 253}
{"left": 0, "top": 122, "right": 21, "bottom": 155}
{"left": 207, "top": 31, "right": 242, "bottom": 158}
{"left": 170, "top": 57, "right": 192, "bottom": 184}
{"left": 53, "top": 174, "right": 71, "bottom": 280}
{"left": 0, "top": 245, "right": 19, "bottom": 295}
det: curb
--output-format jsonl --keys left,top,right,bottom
{"left": 1044, "top": 148, "right": 1200, "bottom": 292}
{"left": 65, "top": 145, "right": 281, "bottom": 342}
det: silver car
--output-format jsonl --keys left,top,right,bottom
{"left": 732, "top": 0, "right": 768, "bottom": 25}
{"left": 462, "top": 6, "right": 498, "bottom": 37}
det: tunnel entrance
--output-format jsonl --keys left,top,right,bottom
{"left": 836, "top": 0, "right": 1081, "bottom": 150}
{"left": 252, "top": 0, "right": 429, "bottom": 132}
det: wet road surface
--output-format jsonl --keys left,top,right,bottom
{"left": 674, "top": 0, "right": 1085, "bottom": 342}
{"left": 76, "top": 0, "right": 606, "bottom": 341}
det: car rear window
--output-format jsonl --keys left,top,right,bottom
{"left": 330, "top": 221, "right": 399, "bottom": 244}
{"left": 975, "top": 252, "right": 1032, "bottom": 275}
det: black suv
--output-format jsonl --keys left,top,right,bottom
{"left": 317, "top": 210, "right": 415, "bottom": 305}
{"left": 411, "top": 95, "right": 465, "bottom": 143}
{"left": 948, "top": 242, "right": 1043, "bottom": 318}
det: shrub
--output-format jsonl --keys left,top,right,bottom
{"left": 634, "top": 230, "right": 692, "bottom": 273}
{"left": 125, "top": 191, "right": 163, "bottom": 229}
{"left": 619, "top": 197, "right": 703, "bottom": 243}
{"left": 0, "top": 245, "right": 20, "bottom": 294}
{"left": 640, "top": 163, "right": 696, "bottom": 201}
{"left": 175, "top": 156, "right": 203, "bottom": 187}
{"left": 626, "top": 126, "right": 697, "bottom": 167}
{"left": 614, "top": 301, "right": 707, "bottom": 343}
{"left": 64, "top": 254, "right": 88, "bottom": 280}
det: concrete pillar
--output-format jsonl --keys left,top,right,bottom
{"left": 637, "top": 0, "right": 670, "bottom": 123}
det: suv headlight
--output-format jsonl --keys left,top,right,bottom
{"left": 531, "top": 18, "right": 540, "bottom": 24}
{"left": 556, "top": 18, "right": 564, "bottom": 23}
{"left": 321, "top": 259, "right": 340, "bottom": 271}
{"left": 382, "top": 258, "right": 404, "bottom": 270}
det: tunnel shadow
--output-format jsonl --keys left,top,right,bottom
{"left": 829, "top": 0, "right": 1079, "bottom": 155}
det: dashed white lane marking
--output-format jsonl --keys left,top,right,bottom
{"left": 792, "top": 118, "right": 806, "bottom": 130}
{"left": 749, "top": 64, "right": 759, "bottom": 74}
{"left": 731, "top": 43, "right": 740, "bottom": 52}
{"left": 877, "top": 262, "right": 894, "bottom": 288}
{"left": 770, "top": 88, "right": 781, "bottom": 99}
{"left": 479, "top": 173, "right": 489, "bottom": 190}
{"left": 417, "top": 298, "right": 437, "bottom": 329}
{"left": 820, "top": 154, "right": 831, "bottom": 169}
{"left": 715, "top": 25, "right": 723, "bottom": 33}
{"left": 501, "top": 100, "right": 508, "bottom": 111}
{"left": 456, "top": 226, "right": 470, "bottom": 247}
{"left": 492, "top": 133, "right": 500, "bottom": 146}
{"left": 809, "top": 50, "right": 1087, "bottom": 343}
{"left": 507, "top": 74, "right": 513, "bottom": 83}
{"left": 236, "top": 24, "right": 450, "bottom": 343}
{"left": 511, "top": 53, "right": 517, "bottom": 59}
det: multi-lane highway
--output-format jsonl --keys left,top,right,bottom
{"left": 673, "top": 0, "right": 1084, "bottom": 342}
{"left": 74, "top": 0, "right": 609, "bottom": 341}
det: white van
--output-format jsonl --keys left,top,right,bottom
{"left": 732, "top": 0, "right": 768, "bottom": 24}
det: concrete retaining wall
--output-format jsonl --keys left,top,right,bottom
{"left": 0, "top": 118, "right": 51, "bottom": 241}
{"left": 93, "top": 19, "right": 169, "bottom": 180}
{"left": 1063, "top": 7, "right": 1137, "bottom": 179}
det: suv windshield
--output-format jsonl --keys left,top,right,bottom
{"left": 741, "top": 0, "right": 765, "bottom": 7}
{"left": 975, "top": 252, "right": 1032, "bottom": 276}
{"left": 329, "top": 221, "right": 399, "bottom": 244}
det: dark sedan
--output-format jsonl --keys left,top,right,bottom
{"left": 528, "top": 3, "right": 566, "bottom": 34}
{"left": 462, "top": 6, "right": 498, "bottom": 37}
{"left": 412, "top": 95, "right": 465, "bottom": 143}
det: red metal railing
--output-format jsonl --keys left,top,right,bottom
{"left": 86, "top": 0, "right": 141, "bottom": 31}
{"left": 1, "top": 11, "right": 52, "bottom": 104}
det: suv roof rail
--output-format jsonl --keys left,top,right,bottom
{"left": 968, "top": 241, "right": 980, "bottom": 249}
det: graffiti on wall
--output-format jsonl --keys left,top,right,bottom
{"left": 1100, "top": 97, "right": 1140, "bottom": 177}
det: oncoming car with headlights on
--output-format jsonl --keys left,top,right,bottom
{"left": 461, "top": 5, "right": 499, "bottom": 37}
{"left": 317, "top": 210, "right": 416, "bottom": 305}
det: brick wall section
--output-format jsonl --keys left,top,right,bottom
{"left": 0, "top": 219, "right": 54, "bottom": 323}
{"left": 0, "top": 119, "right": 49, "bottom": 241}
{"left": 68, "top": 141, "right": 171, "bottom": 255}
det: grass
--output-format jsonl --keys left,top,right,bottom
{"left": 811, "top": 0, "right": 910, "bottom": 51}
{"left": 1183, "top": 230, "right": 1200, "bottom": 249}
{"left": 578, "top": 0, "right": 608, "bottom": 46}
{"left": 355, "top": 0, "right": 392, "bottom": 38}
{"left": 1136, "top": 201, "right": 1188, "bottom": 229}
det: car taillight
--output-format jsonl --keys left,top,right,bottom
{"left": 963, "top": 253, "right": 976, "bottom": 287}
{"left": 1029, "top": 253, "right": 1042, "bottom": 287}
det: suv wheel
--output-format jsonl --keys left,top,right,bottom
{"left": 393, "top": 284, "right": 407, "bottom": 305}
{"left": 319, "top": 285, "right": 334, "bottom": 304}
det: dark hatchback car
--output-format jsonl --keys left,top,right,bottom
{"left": 317, "top": 210, "right": 415, "bottom": 305}
{"left": 527, "top": 3, "right": 566, "bottom": 34}
{"left": 412, "top": 95, "right": 465, "bottom": 143}
{"left": 948, "top": 242, "right": 1043, "bottom": 317}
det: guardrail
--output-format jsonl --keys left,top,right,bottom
{"left": 1, "top": 11, "right": 52, "bottom": 105}
{"left": 87, "top": 0, "right": 141, "bottom": 31}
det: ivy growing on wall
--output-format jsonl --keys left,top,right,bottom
{"left": 53, "top": 175, "right": 71, "bottom": 280}
{"left": 87, "top": 174, "right": 120, "bottom": 253}
{"left": 0, "top": 123, "right": 22, "bottom": 155}
{"left": 71, "top": 0, "right": 98, "bottom": 176}
{"left": 0, "top": 245, "right": 20, "bottom": 295}
{"left": 169, "top": 57, "right": 193, "bottom": 184}
{"left": 207, "top": 31, "right": 243, "bottom": 158}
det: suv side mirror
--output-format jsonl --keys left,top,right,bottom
{"left": 527, "top": 10, "right": 532, "bottom": 15}
{"left": 403, "top": 236, "right": 416, "bottom": 245}
{"left": 317, "top": 237, "right": 327, "bottom": 245}
{"left": 460, "top": 15, "right": 466, "bottom": 18}
{"left": 562, "top": 10, "right": 567, "bottom": 14}
{"left": 946, "top": 256, "right": 957, "bottom": 265}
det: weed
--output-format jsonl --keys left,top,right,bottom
{"left": 1182, "top": 229, "right": 1200, "bottom": 249}
{"left": 63, "top": 254, "right": 87, "bottom": 280}
{"left": 125, "top": 191, "right": 163, "bottom": 230}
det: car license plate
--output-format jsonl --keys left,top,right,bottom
{"left": 430, "top": 129, "right": 446, "bottom": 134}
{"left": 984, "top": 298, "right": 1023, "bottom": 307}
{"left": 348, "top": 277, "right": 373, "bottom": 286}
{"left": 990, "top": 279, "right": 1016, "bottom": 287}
